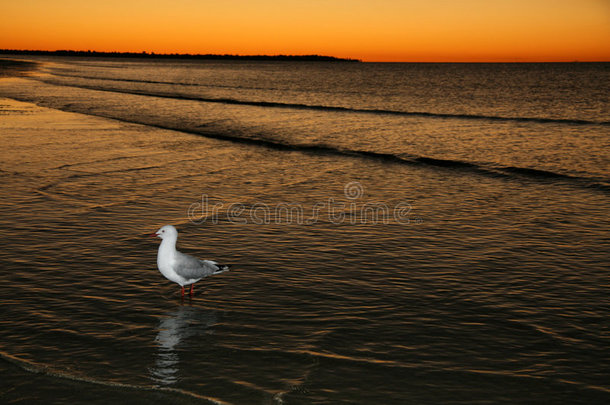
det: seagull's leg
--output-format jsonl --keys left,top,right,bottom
{"left": 181, "top": 286, "right": 185, "bottom": 297}
{"left": 189, "top": 284, "right": 194, "bottom": 296}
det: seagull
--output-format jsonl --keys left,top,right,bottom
{"left": 151, "top": 225, "right": 229, "bottom": 297}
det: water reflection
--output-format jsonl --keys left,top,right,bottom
{"left": 150, "top": 305, "right": 217, "bottom": 385}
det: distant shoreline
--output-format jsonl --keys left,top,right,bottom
{"left": 0, "top": 49, "right": 361, "bottom": 62}
{"left": 1, "top": 50, "right": 606, "bottom": 64}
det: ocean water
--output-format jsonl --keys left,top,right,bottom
{"left": 0, "top": 56, "right": 609, "bottom": 404}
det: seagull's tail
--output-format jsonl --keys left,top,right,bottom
{"left": 213, "top": 264, "right": 230, "bottom": 274}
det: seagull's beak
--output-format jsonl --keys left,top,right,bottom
{"left": 150, "top": 232, "right": 159, "bottom": 238}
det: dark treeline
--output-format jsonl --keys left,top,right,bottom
{"left": 0, "top": 49, "right": 360, "bottom": 62}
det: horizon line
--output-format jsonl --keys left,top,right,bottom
{"left": 1, "top": 49, "right": 609, "bottom": 64}
{"left": 0, "top": 49, "right": 361, "bottom": 62}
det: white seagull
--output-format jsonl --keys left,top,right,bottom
{"left": 151, "top": 225, "right": 229, "bottom": 297}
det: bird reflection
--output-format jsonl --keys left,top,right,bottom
{"left": 150, "top": 305, "right": 217, "bottom": 385}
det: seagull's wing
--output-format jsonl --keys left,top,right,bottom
{"left": 174, "top": 251, "right": 229, "bottom": 280}
{"left": 201, "top": 259, "right": 230, "bottom": 274}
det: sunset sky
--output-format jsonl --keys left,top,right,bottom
{"left": 1, "top": 0, "right": 608, "bottom": 62}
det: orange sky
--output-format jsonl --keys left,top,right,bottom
{"left": 1, "top": 0, "right": 609, "bottom": 62}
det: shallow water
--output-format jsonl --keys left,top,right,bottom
{"left": 0, "top": 58, "right": 609, "bottom": 404}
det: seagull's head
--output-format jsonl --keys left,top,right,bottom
{"left": 151, "top": 225, "right": 178, "bottom": 240}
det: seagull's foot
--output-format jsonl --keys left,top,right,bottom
{"left": 189, "top": 284, "right": 194, "bottom": 297}
{"left": 180, "top": 286, "right": 185, "bottom": 297}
